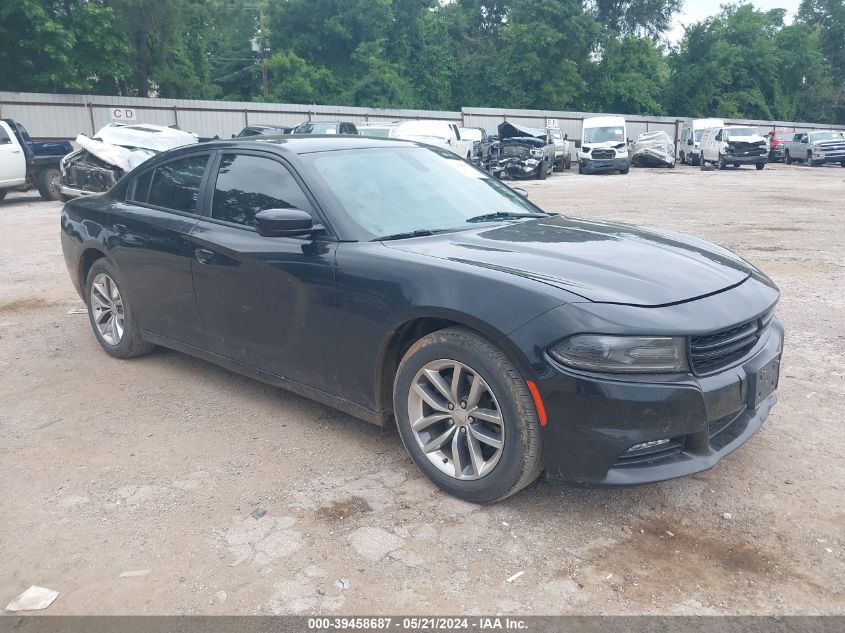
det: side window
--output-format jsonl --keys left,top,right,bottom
{"left": 211, "top": 154, "right": 314, "bottom": 228}
{"left": 129, "top": 169, "right": 154, "bottom": 203}
{"left": 146, "top": 154, "right": 209, "bottom": 213}
{"left": 0, "top": 126, "right": 10, "bottom": 144}
{"left": 793, "top": 134, "right": 802, "bottom": 142}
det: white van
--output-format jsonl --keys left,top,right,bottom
{"left": 577, "top": 116, "right": 629, "bottom": 174}
{"left": 679, "top": 118, "right": 724, "bottom": 165}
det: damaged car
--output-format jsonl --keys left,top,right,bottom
{"left": 630, "top": 131, "right": 676, "bottom": 168}
{"left": 60, "top": 123, "right": 198, "bottom": 199}
{"left": 486, "top": 122, "right": 555, "bottom": 180}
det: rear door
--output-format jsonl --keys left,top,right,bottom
{"left": 0, "top": 122, "right": 26, "bottom": 188}
{"left": 189, "top": 150, "right": 338, "bottom": 394}
{"left": 109, "top": 151, "right": 211, "bottom": 345}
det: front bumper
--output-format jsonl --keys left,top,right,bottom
{"left": 580, "top": 157, "right": 628, "bottom": 173}
{"left": 536, "top": 318, "right": 783, "bottom": 485}
{"left": 724, "top": 154, "right": 767, "bottom": 164}
{"left": 812, "top": 151, "right": 845, "bottom": 164}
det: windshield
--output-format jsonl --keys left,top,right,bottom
{"left": 460, "top": 129, "right": 482, "bottom": 141}
{"left": 809, "top": 131, "right": 845, "bottom": 142}
{"left": 304, "top": 147, "right": 543, "bottom": 240}
{"left": 295, "top": 123, "right": 338, "bottom": 134}
{"left": 694, "top": 130, "right": 705, "bottom": 141}
{"left": 583, "top": 126, "right": 624, "bottom": 144}
{"left": 549, "top": 129, "right": 562, "bottom": 139}
{"left": 723, "top": 127, "right": 760, "bottom": 139}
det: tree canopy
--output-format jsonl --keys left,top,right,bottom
{"left": 1, "top": 0, "right": 843, "bottom": 124}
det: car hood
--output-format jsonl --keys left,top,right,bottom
{"left": 384, "top": 215, "right": 757, "bottom": 307}
{"left": 725, "top": 135, "right": 767, "bottom": 144}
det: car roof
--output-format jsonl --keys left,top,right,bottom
{"left": 172, "top": 135, "right": 423, "bottom": 157}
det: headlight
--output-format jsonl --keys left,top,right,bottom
{"left": 581, "top": 146, "right": 591, "bottom": 153}
{"left": 548, "top": 335, "right": 689, "bottom": 373}
{"left": 529, "top": 149, "right": 544, "bottom": 158}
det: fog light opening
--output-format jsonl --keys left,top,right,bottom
{"left": 626, "top": 439, "right": 671, "bottom": 453}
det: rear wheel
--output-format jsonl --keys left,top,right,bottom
{"left": 85, "top": 259, "right": 155, "bottom": 359}
{"left": 36, "top": 168, "right": 62, "bottom": 201}
{"left": 393, "top": 327, "right": 543, "bottom": 503}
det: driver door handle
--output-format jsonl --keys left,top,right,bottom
{"left": 194, "top": 248, "right": 215, "bottom": 265}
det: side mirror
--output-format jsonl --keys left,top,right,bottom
{"left": 564, "top": 133, "right": 568, "bottom": 140}
{"left": 715, "top": 133, "right": 722, "bottom": 141}
{"left": 511, "top": 187, "right": 529, "bottom": 199}
{"left": 687, "top": 138, "right": 693, "bottom": 145}
{"left": 254, "top": 208, "right": 314, "bottom": 237}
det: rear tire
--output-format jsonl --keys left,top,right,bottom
{"left": 85, "top": 259, "right": 155, "bottom": 359}
{"left": 393, "top": 327, "right": 543, "bottom": 503}
{"left": 36, "top": 168, "right": 62, "bottom": 201}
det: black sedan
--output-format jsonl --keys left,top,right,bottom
{"left": 60, "top": 136, "right": 783, "bottom": 502}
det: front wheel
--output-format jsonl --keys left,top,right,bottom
{"left": 36, "top": 168, "right": 62, "bottom": 201}
{"left": 0, "top": 189, "right": 6, "bottom": 201}
{"left": 85, "top": 259, "right": 155, "bottom": 359}
{"left": 537, "top": 160, "right": 548, "bottom": 180}
{"left": 393, "top": 327, "right": 543, "bottom": 503}
{"left": 619, "top": 166, "right": 629, "bottom": 175}
{"left": 756, "top": 162, "right": 765, "bottom": 170}
{"left": 785, "top": 151, "right": 792, "bottom": 165}
{"left": 807, "top": 153, "right": 816, "bottom": 167}
{"left": 718, "top": 154, "right": 727, "bottom": 170}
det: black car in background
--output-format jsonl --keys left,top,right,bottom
{"left": 60, "top": 136, "right": 783, "bottom": 502}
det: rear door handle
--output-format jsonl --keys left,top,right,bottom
{"left": 194, "top": 248, "right": 215, "bottom": 265}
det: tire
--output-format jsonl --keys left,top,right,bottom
{"left": 784, "top": 151, "right": 792, "bottom": 165}
{"left": 679, "top": 151, "right": 685, "bottom": 165}
{"left": 807, "top": 152, "right": 815, "bottom": 167}
{"left": 85, "top": 259, "right": 155, "bottom": 359}
{"left": 577, "top": 162, "right": 583, "bottom": 174}
{"left": 564, "top": 156, "right": 571, "bottom": 170}
{"left": 718, "top": 154, "right": 727, "bottom": 170}
{"left": 619, "top": 166, "right": 629, "bottom": 175}
{"left": 0, "top": 189, "right": 6, "bottom": 201}
{"left": 536, "top": 160, "right": 547, "bottom": 180}
{"left": 393, "top": 327, "right": 543, "bottom": 503}
{"left": 36, "top": 168, "right": 62, "bottom": 201}
{"left": 700, "top": 156, "right": 707, "bottom": 170}
{"left": 756, "top": 162, "right": 765, "bottom": 170}
{"left": 840, "top": 162, "right": 845, "bottom": 168}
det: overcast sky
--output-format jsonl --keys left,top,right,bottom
{"left": 668, "top": 0, "right": 802, "bottom": 43}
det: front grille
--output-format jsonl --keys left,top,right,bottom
{"left": 690, "top": 311, "right": 772, "bottom": 375}
{"left": 592, "top": 149, "right": 615, "bottom": 160}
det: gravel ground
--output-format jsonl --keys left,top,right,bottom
{"left": 0, "top": 162, "right": 843, "bottom": 615}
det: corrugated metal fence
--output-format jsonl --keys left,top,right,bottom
{"left": 1, "top": 91, "right": 843, "bottom": 141}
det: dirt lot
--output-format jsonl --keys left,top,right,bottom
{"left": 1, "top": 162, "right": 843, "bottom": 615}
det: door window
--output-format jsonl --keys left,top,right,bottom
{"left": 144, "top": 154, "right": 209, "bottom": 213}
{"left": 210, "top": 154, "right": 314, "bottom": 228}
{"left": 0, "top": 126, "right": 11, "bottom": 144}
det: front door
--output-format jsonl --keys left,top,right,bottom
{"left": 0, "top": 123, "right": 26, "bottom": 188}
{"left": 109, "top": 152, "right": 211, "bottom": 346}
{"left": 190, "top": 151, "right": 338, "bottom": 395}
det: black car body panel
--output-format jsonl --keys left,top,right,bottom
{"left": 60, "top": 136, "right": 782, "bottom": 486}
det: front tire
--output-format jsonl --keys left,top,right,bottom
{"left": 807, "top": 152, "right": 816, "bottom": 167}
{"left": 537, "top": 160, "right": 548, "bottom": 180}
{"left": 85, "top": 259, "right": 155, "bottom": 359}
{"left": 718, "top": 154, "right": 727, "bottom": 170}
{"left": 393, "top": 327, "right": 542, "bottom": 503}
{"left": 0, "top": 189, "right": 6, "bottom": 201}
{"left": 785, "top": 151, "right": 792, "bottom": 165}
{"left": 36, "top": 168, "right": 62, "bottom": 201}
{"left": 756, "top": 162, "right": 765, "bottom": 170}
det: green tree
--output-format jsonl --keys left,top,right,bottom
{"left": 0, "top": 0, "right": 129, "bottom": 93}
{"left": 587, "top": 36, "right": 668, "bottom": 114}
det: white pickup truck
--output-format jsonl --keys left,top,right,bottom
{"left": 0, "top": 119, "right": 73, "bottom": 201}
{"left": 389, "top": 120, "right": 475, "bottom": 160}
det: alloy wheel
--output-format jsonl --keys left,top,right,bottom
{"left": 407, "top": 359, "right": 505, "bottom": 480}
{"left": 90, "top": 273, "right": 125, "bottom": 345}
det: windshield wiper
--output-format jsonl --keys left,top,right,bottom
{"left": 465, "top": 211, "right": 547, "bottom": 223}
{"left": 375, "top": 228, "right": 447, "bottom": 241}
